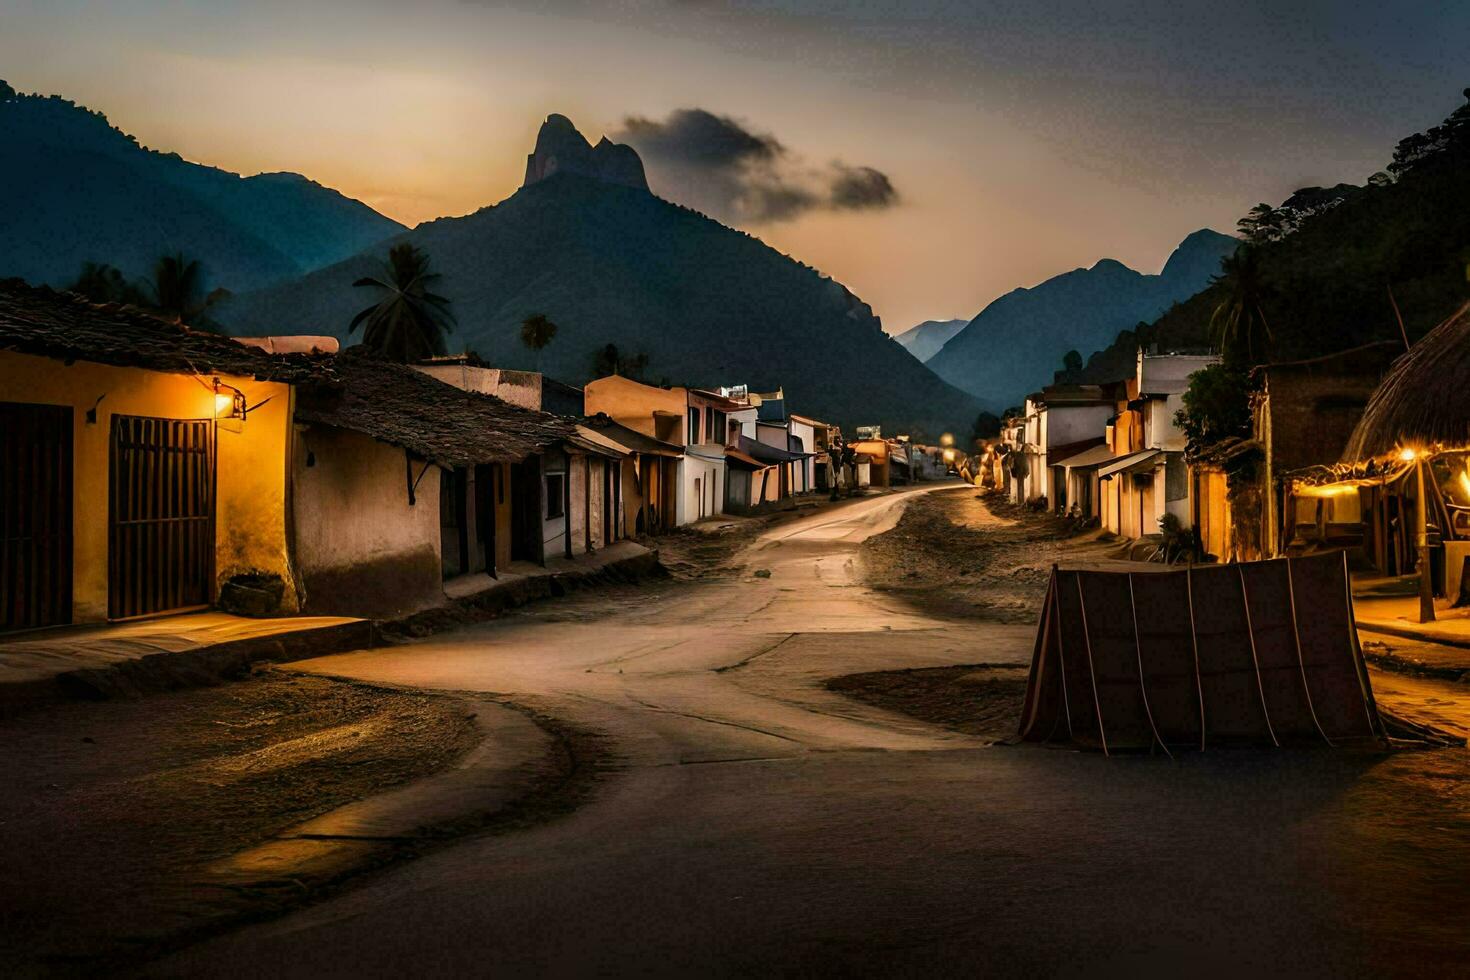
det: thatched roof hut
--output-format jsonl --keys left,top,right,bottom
{"left": 1342, "top": 303, "right": 1470, "bottom": 462}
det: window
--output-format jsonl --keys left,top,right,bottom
{"left": 688, "top": 407, "right": 700, "bottom": 445}
{"left": 545, "top": 473, "right": 566, "bottom": 518}
{"left": 708, "top": 410, "right": 727, "bottom": 444}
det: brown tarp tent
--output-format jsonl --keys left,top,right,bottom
{"left": 1018, "top": 551, "right": 1386, "bottom": 753}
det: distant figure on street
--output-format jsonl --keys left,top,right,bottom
{"left": 840, "top": 444, "right": 859, "bottom": 496}
{"left": 828, "top": 438, "right": 846, "bottom": 500}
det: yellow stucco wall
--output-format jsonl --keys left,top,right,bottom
{"left": 0, "top": 350, "right": 295, "bottom": 622}
{"left": 584, "top": 376, "right": 687, "bottom": 440}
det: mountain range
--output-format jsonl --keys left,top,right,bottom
{"left": 927, "top": 229, "right": 1238, "bottom": 409}
{"left": 1077, "top": 87, "right": 1470, "bottom": 386}
{"left": 217, "top": 115, "right": 983, "bottom": 436}
{"left": 893, "top": 319, "right": 966, "bottom": 363}
{"left": 0, "top": 86, "right": 404, "bottom": 293}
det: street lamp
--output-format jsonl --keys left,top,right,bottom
{"left": 213, "top": 378, "right": 247, "bottom": 420}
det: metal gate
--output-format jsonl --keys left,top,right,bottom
{"left": 109, "top": 415, "right": 215, "bottom": 620}
{"left": 1, "top": 402, "right": 73, "bottom": 631}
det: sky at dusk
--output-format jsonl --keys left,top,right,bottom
{"left": 4, "top": 0, "right": 1468, "bottom": 333}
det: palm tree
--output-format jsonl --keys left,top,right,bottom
{"left": 591, "top": 342, "right": 649, "bottom": 380}
{"left": 144, "top": 253, "right": 229, "bottom": 329}
{"left": 69, "top": 261, "right": 145, "bottom": 306}
{"left": 349, "top": 244, "right": 455, "bottom": 362}
{"left": 1210, "top": 245, "right": 1273, "bottom": 367}
{"left": 520, "top": 313, "right": 558, "bottom": 370}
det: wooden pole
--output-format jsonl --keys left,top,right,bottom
{"left": 1417, "top": 458, "right": 1436, "bottom": 623}
{"left": 1388, "top": 284, "right": 1410, "bottom": 352}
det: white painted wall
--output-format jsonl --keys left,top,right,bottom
{"left": 293, "top": 425, "right": 444, "bottom": 618}
{"left": 730, "top": 407, "right": 759, "bottom": 440}
{"left": 789, "top": 419, "right": 815, "bottom": 491}
{"left": 678, "top": 450, "right": 725, "bottom": 524}
{"left": 1045, "top": 404, "right": 1114, "bottom": 448}
{"left": 1137, "top": 352, "right": 1219, "bottom": 396}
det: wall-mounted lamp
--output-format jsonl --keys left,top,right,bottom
{"left": 214, "top": 378, "right": 247, "bottom": 420}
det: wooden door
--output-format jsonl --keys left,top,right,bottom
{"left": 109, "top": 415, "right": 214, "bottom": 620}
{"left": 1, "top": 402, "right": 73, "bottom": 631}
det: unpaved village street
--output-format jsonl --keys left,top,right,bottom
{"left": 146, "top": 484, "right": 1470, "bottom": 978}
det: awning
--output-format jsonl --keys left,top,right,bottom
{"left": 1052, "top": 443, "right": 1119, "bottom": 471}
{"left": 1046, "top": 436, "right": 1105, "bottom": 466}
{"left": 736, "top": 434, "right": 806, "bottom": 464}
{"left": 724, "top": 448, "right": 768, "bottom": 470}
{"left": 571, "top": 426, "right": 632, "bottom": 458}
{"left": 579, "top": 414, "right": 685, "bottom": 457}
{"left": 1097, "top": 449, "right": 1160, "bottom": 480}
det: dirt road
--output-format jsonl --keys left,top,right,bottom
{"left": 153, "top": 485, "right": 1470, "bottom": 977}
{"left": 0, "top": 675, "right": 478, "bottom": 970}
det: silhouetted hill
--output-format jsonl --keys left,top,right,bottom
{"left": 893, "top": 319, "right": 966, "bottom": 363}
{"left": 0, "top": 86, "right": 404, "bottom": 292}
{"left": 218, "top": 118, "right": 981, "bottom": 437}
{"left": 1078, "top": 89, "right": 1470, "bottom": 383}
{"left": 928, "top": 229, "right": 1236, "bottom": 408}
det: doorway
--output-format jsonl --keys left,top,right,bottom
{"left": 109, "top": 415, "right": 214, "bottom": 620}
{"left": 1, "top": 402, "right": 73, "bottom": 631}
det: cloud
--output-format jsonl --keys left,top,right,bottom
{"left": 828, "top": 163, "right": 898, "bottom": 210}
{"left": 614, "top": 108, "right": 898, "bottom": 224}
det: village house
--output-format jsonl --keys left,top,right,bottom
{"left": 1096, "top": 351, "right": 1216, "bottom": 539}
{"left": 751, "top": 391, "right": 820, "bottom": 496}
{"left": 1190, "top": 341, "right": 1399, "bottom": 563}
{"left": 585, "top": 374, "right": 729, "bottom": 527}
{"left": 289, "top": 352, "right": 579, "bottom": 617}
{"left": 0, "top": 281, "right": 640, "bottom": 631}
{"left": 999, "top": 385, "right": 1110, "bottom": 510}
{"left": 405, "top": 355, "right": 632, "bottom": 564}
{"left": 849, "top": 433, "right": 894, "bottom": 487}
{"left": 791, "top": 413, "right": 840, "bottom": 490}
{"left": 580, "top": 413, "right": 684, "bottom": 535}
{"left": 1270, "top": 322, "right": 1463, "bottom": 607}
{"left": 0, "top": 281, "right": 325, "bottom": 629}
{"left": 1034, "top": 384, "right": 1113, "bottom": 512}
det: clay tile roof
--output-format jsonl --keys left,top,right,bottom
{"left": 295, "top": 350, "right": 575, "bottom": 466}
{"left": 0, "top": 278, "right": 333, "bottom": 384}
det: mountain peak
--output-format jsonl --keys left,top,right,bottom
{"left": 1160, "top": 228, "right": 1237, "bottom": 285}
{"left": 522, "top": 114, "right": 649, "bottom": 192}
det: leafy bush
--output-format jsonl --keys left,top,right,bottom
{"left": 1176, "top": 363, "right": 1252, "bottom": 454}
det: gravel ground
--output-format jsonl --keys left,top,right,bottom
{"left": 844, "top": 487, "right": 1470, "bottom": 748}
{"left": 0, "top": 673, "right": 478, "bottom": 972}
{"left": 858, "top": 487, "right": 1120, "bottom": 623}
{"left": 826, "top": 664, "right": 1029, "bottom": 742}
{"left": 832, "top": 488, "right": 1082, "bottom": 733}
